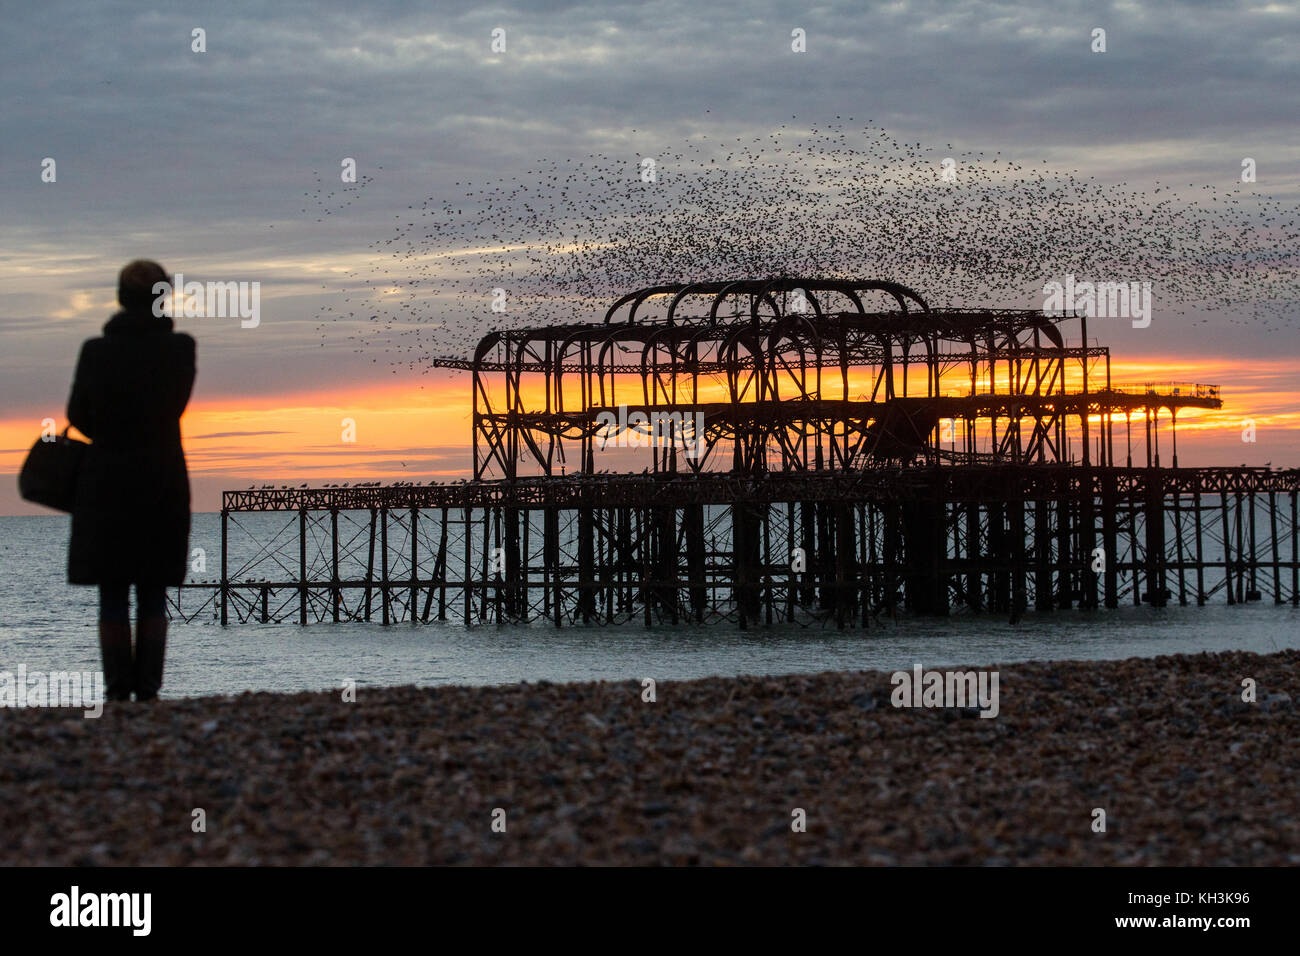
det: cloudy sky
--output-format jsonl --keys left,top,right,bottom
{"left": 2, "top": 0, "right": 1297, "bottom": 513}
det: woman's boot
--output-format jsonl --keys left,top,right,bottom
{"left": 97, "top": 621, "right": 134, "bottom": 701}
{"left": 133, "top": 616, "right": 168, "bottom": 702}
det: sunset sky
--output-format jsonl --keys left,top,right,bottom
{"left": 2, "top": 0, "right": 1297, "bottom": 514}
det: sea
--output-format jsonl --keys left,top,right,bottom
{"left": 1, "top": 513, "right": 1297, "bottom": 698}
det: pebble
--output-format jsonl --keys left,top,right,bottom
{"left": 0, "top": 649, "right": 1296, "bottom": 864}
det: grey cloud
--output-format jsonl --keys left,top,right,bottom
{"left": 2, "top": 0, "right": 1296, "bottom": 424}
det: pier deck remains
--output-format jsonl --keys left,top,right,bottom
{"left": 186, "top": 280, "right": 1299, "bottom": 627}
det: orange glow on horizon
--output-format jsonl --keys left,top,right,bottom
{"left": 1, "top": 356, "right": 1296, "bottom": 510}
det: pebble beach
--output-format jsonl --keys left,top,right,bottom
{"left": 2, "top": 649, "right": 1297, "bottom": 865}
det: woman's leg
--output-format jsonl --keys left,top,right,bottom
{"left": 135, "top": 584, "right": 166, "bottom": 619}
{"left": 99, "top": 581, "right": 129, "bottom": 624}
{"left": 133, "top": 584, "right": 168, "bottom": 701}
{"left": 97, "top": 582, "right": 134, "bottom": 701}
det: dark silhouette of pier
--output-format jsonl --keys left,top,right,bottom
{"left": 183, "top": 280, "right": 1299, "bottom": 627}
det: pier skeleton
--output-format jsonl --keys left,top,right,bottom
{"left": 177, "top": 280, "right": 1300, "bottom": 626}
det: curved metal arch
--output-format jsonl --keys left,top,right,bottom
{"left": 603, "top": 284, "right": 683, "bottom": 325}
{"left": 638, "top": 322, "right": 701, "bottom": 408}
{"left": 845, "top": 280, "right": 912, "bottom": 315}
{"left": 708, "top": 281, "right": 781, "bottom": 326}
{"left": 804, "top": 280, "right": 867, "bottom": 315}
{"left": 859, "top": 279, "right": 929, "bottom": 313}
{"left": 471, "top": 329, "right": 505, "bottom": 369}
{"left": 552, "top": 326, "right": 606, "bottom": 421}
{"left": 763, "top": 311, "right": 827, "bottom": 402}
{"left": 627, "top": 285, "right": 689, "bottom": 325}
{"left": 719, "top": 324, "right": 766, "bottom": 404}
{"left": 750, "top": 278, "right": 825, "bottom": 322}
{"left": 666, "top": 281, "right": 735, "bottom": 324}
{"left": 592, "top": 323, "right": 641, "bottom": 407}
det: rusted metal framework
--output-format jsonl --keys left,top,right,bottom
{"left": 464, "top": 279, "right": 1219, "bottom": 479}
{"left": 178, "top": 279, "right": 1298, "bottom": 629}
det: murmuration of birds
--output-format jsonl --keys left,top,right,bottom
{"left": 306, "top": 120, "right": 1299, "bottom": 374}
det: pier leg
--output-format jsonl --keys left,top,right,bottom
{"left": 800, "top": 502, "right": 816, "bottom": 608}
{"left": 685, "top": 504, "right": 706, "bottom": 622}
{"left": 1193, "top": 492, "right": 1205, "bottom": 606}
{"left": 1034, "top": 497, "right": 1052, "bottom": 612}
{"left": 835, "top": 501, "right": 857, "bottom": 627}
{"left": 887, "top": 501, "right": 907, "bottom": 613}
{"left": 481, "top": 508, "right": 493, "bottom": 621}
{"left": 604, "top": 508, "right": 615, "bottom": 622}
{"left": 380, "top": 507, "right": 390, "bottom": 625}
{"left": 579, "top": 496, "right": 596, "bottom": 624}
{"left": 1236, "top": 492, "right": 1246, "bottom": 603}
{"left": 1173, "top": 485, "right": 1187, "bottom": 606}
{"left": 465, "top": 506, "right": 474, "bottom": 625}
{"left": 860, "top": 503, "right": 871, "bottom": 627}
{"left": 1144, "top": 472, "right": 1166, "bottom": 607}
{"left": 421, "top": 508, "right": 442, "bottom": 623}
{"left": 1102, "top": 472, "right": 1118, "bottom": 609}
{"left": 1270, "top": 491, "right": 1281, "bottom": 604}
{"left": 785, "top": 502, "right": 797, "bottom": 620}
{"left": 619, "top": 507, "right": 632, "bottom": 614}
{"left": 900, "top": 479, "right": 947, "bottom": 615}
{"left": 1248, "top": 492, "right": 1258, "bottom": 600}
{"left": 816, "top": 502, "right": 837, "bottom": 613}
{"left": 1130, "top": 490, "right": 1142, "bottom": 607}
{"left": 410, "top": 505, "right": 419, "bottom": 622}
{"left": 1080, "top": 473, "right": 1097, "bottom": 609}
{"left": 437, "top": 508, "right": 448, "bottom": 620}
{"left": 332, "top": 508, "right": 340, "bottom": 622}
{"left": 505, "top": 506, "right": 521, "bottom": 619}
{"left": 989, "top": 502, "right": 1009, "bottom": 614}
{"left": 1292, "top": 490, "right": 1298, "bottom": 606}
{"left": 299, "top": 508, "right": 308, "bottom": 625}
{"left": 640, "top": 508, "right": 652, "bottom": 627}
{"left": 763, "top": 505, "right": 775, "bottom": 626}
{"left": 220, "top": 507, "right": 229, "bottom": 625}
{"left": 524, "top": 507, "right": 535, "bottom": 622}
{"left": 1220, "top": 494, "right": 1234, "bottom": 605}
{"left": 966, "top": 502, "right": 982, "bottom": 612}
{"left": 1242, "top": 494, "right": 1253, "bottom": 598}
{"left": 491, "top": 507, "right": 502, "bottom": 623}
{"left": 364, "top": 508, "right": 376, "bottom": 621}
{"left": 1010, "top": 494, "right": 1026, "bottom": 623}
{"left": 733, "top": 500, "right": 761, "bottom": 627}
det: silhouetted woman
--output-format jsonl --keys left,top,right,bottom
{"left": 68, "top": 260, "right": 196, "bottom": 701}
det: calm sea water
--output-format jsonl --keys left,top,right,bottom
{"left": 1, "top": 513, "right": 1296, "bottom": 698}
